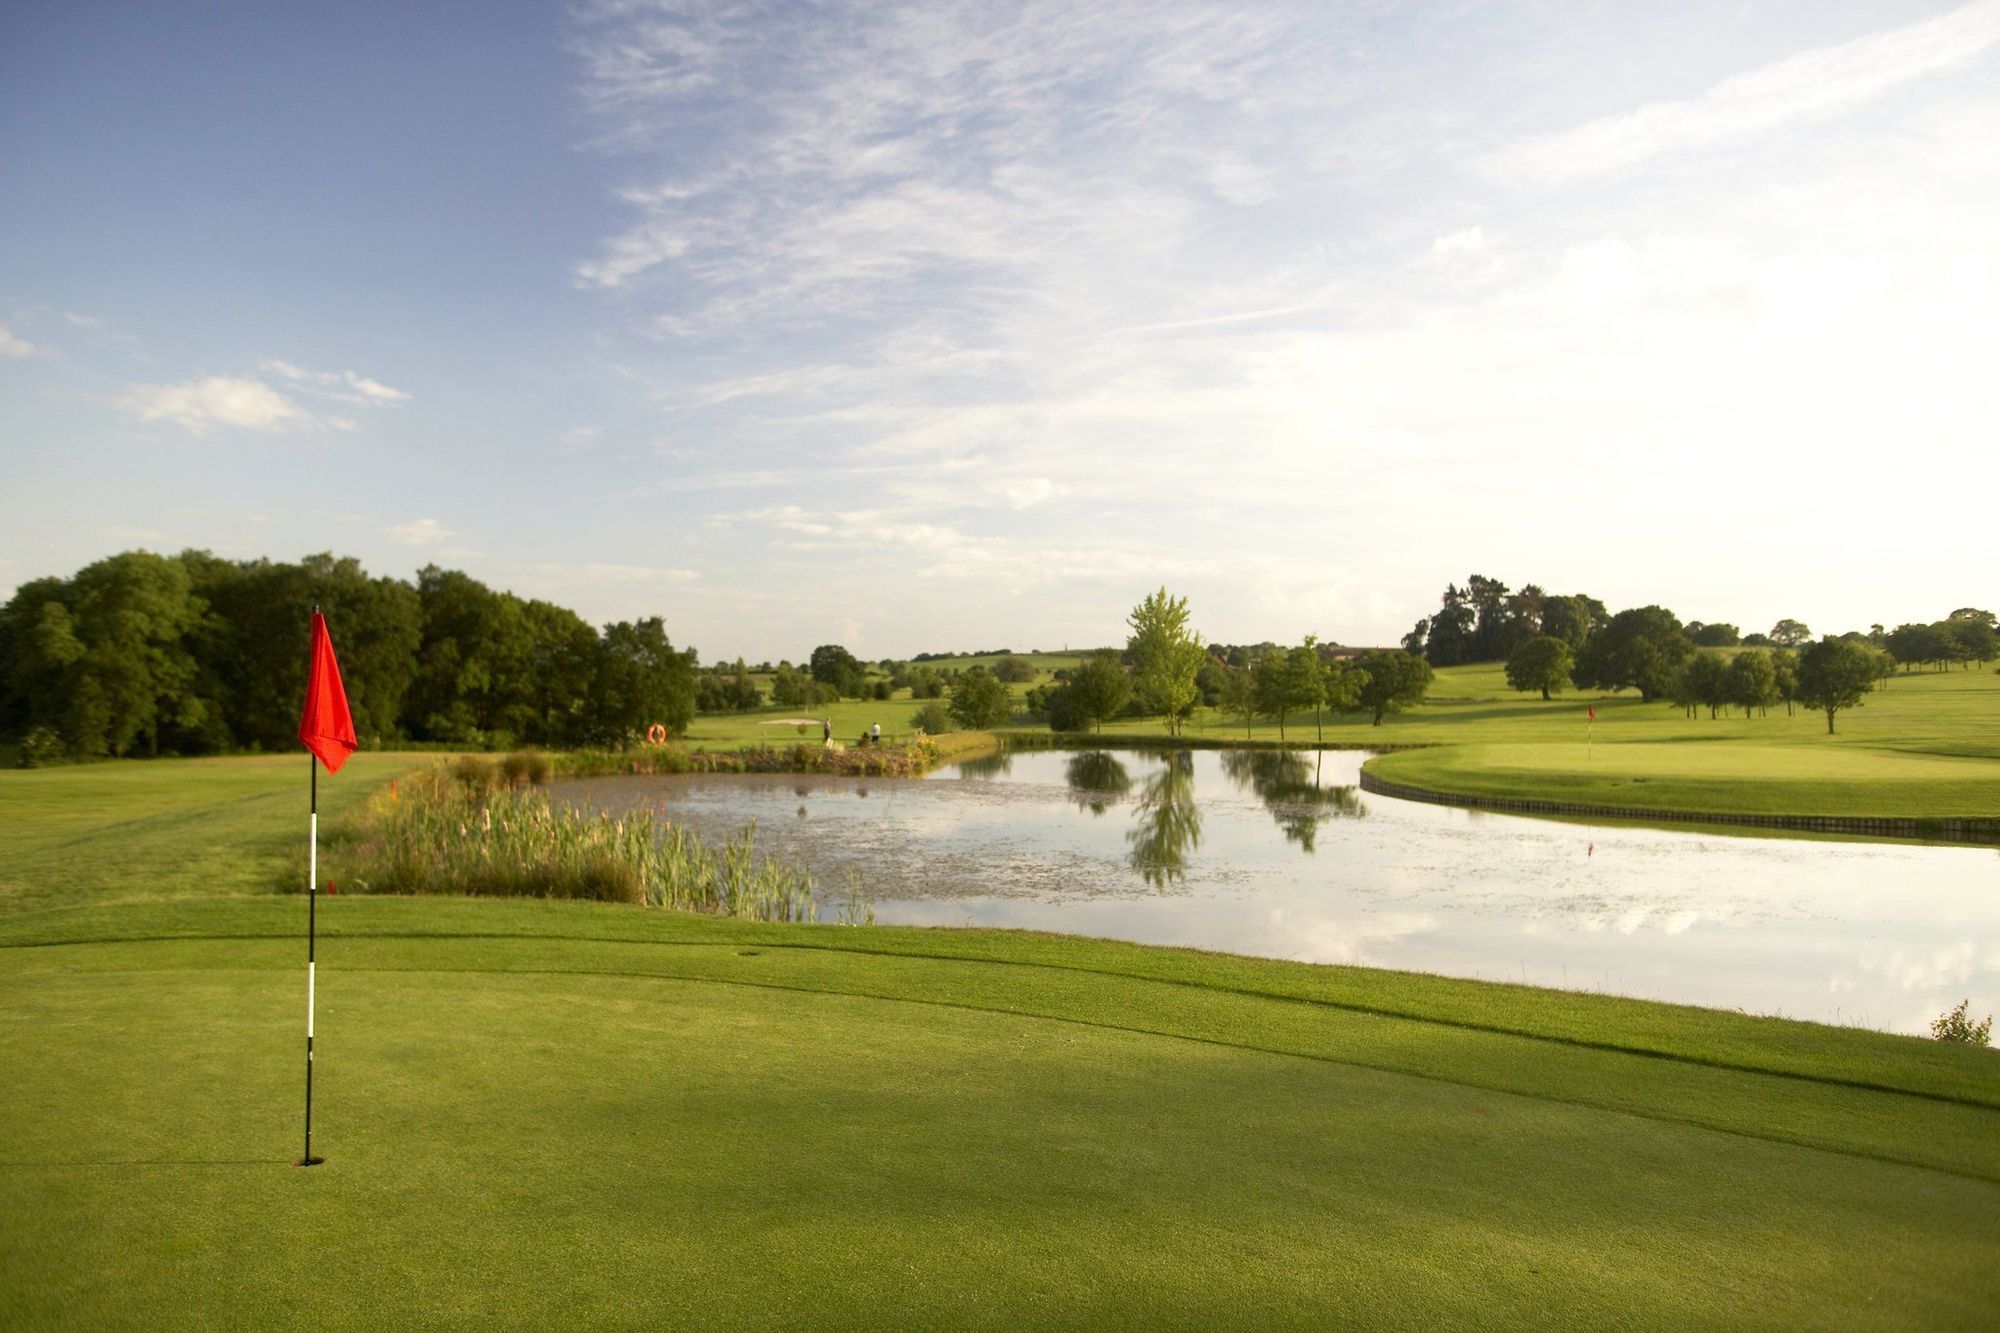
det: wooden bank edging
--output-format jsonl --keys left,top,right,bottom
{"left": 1356, "top": 769, "right": 2000, "bottom": 845}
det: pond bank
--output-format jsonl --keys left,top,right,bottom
{"left": 1357, "top": 767, "right": 2000, "bottom": 845}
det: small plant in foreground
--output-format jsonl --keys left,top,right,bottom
{"left": 1930, "top": 1000, "right": 1993, "bottom": 1045}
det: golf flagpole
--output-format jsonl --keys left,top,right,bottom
{"left": 304, "top": 750, "right": 320, "bottom": 1166}
{"left": 296, "top": 603, "right": 357, "bottom": 1168}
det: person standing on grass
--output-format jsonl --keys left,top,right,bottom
{"left": 822, "top": 718, "right": 832, "bottom": 745}
{"left": 871, "top": 722, "right": 881, "bottom": 745}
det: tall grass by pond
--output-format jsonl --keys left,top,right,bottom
{"left": 556, "top": 735, "right": 948, "bottom": 779}
{"left": 331, "top": 764, "right": 821, "bottom": 922}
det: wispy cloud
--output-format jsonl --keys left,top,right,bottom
{"left": 1487, "top": 1, "right": 2000, "bottom": 185}
{"left": 119, "top": 376, "right": 307, "bottom": 433}
{"left": 261, "top": 359, "right": 411, "bottom": 404}
{"left": 0, "top": 324, "right": 36, "bottom": 357}
{"left": 390, "top": 517, "right": 455, "bottom": 545}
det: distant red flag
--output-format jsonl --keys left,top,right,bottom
{"left": 1588, "top": 706, "right": 1596, "bottom": 720}
{"left": 299, "top": 611, "right": 359, "bottom": 774}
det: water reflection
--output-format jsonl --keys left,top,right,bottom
{"left": 1127, "top": 751, "right": 1202, "bottom": 887}
{"left": 955, "top": 751, "right": 1015, "bottom": 779}
{"left": 1219, "top": 750, "right": 1364, "bottom": 853}
{"left": 1064, "top": 751, "right": 1132, "bottom": 816}
{"left": 548, "top": 749, "right": 2000, "bottom": 1034}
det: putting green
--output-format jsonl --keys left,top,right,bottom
{"left": 4, "top": 900, "right": 1998, "bottom": 1327}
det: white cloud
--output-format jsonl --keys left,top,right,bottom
{"left": 259, "top": 359, "right": 410, "bottom": 405}
{"left": 0, "top": 324, "right": 35, "bottom": 357}
{"left": 1488, "top": 1, "right": 2000, "bottom": 185}
{"left": 390, "top": 517, "right": 455, "bottom": 545}
{"left": 120, "top": 376, "right": 306, "bottom": 433}
{"left": 1431, "top": 226, "right": 1487, "bottom": 259}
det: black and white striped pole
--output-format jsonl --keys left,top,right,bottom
{"left": 299, "top": 619, "right": 324, "bottom": 1168}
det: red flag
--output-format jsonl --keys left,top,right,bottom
{"left": 299, "top": 611, "right": 359, "bottom": 774}
{"left": 1588, "top": 706, "right": 1596, "bottom": 720}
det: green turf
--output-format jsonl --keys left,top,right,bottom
{"left": 3, "top": 758, "right": 1999, "bottom": 1325}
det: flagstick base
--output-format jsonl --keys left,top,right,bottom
{"left": 293, "top": 1157, "right": 325, "bottom": 1167}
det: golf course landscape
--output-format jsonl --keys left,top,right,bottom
{"left": 4, "top": 724, "right": 1997, "bottom": 1326}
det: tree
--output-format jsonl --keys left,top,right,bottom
{"left": 1572, "top": 606, "right": 1692, "bottom": 701}
{"left": 1769, "top": 619, "right": 1811, "bottom": 647}
{"left": 1795, "top": 636, "right": 1877, "bottom": 734}
{"left": 992, "top": 655, "right": 1036, "bottom": 683}
{"left": 947, "top": 666, "right": 1012, "bottom": 729}
{"left": 809, "top": 644, "right": 864, "bottom": 697}
{"left": 1066, "top": 652, "right": 1131, "bottom": 733}
{"left": 1726, "top": 648, "right": 1777, "bottom": 719}
{"left": 1538, "top": 594, "right": 1604, "bottom": 651}
{"left": 1678, "top": 653, "right": 1731, "bottom": 720}
{"left": 1416, "top": 584, "right": 1475, "bottom": 666}
{"left": 1942, "top": 616, "right": 1998, "bottom": 669}
{"left": 1219, "top": 661, "right": 1257, "bottom": 738}
{"left": 1505, "top": 636, "right": 1573, "bottom": 701}
{"left": 1685, "top": 621, "right": 1741, "bottom": 647}
{"left": 1253, "top": 643, "right": 1321, "bottom": 741}
{"left": 1354, "top": 649, "right": 1433, "bottom": 726}
{"left": 1770, "top": 649, "right": 1799, "bottom": 717}
{"left": 591, "top": 617, "right": 696, "bottom": 742}
{"left": 1125, "top": 588, "right": 1204, "bottom": 736}
{"left": 1885, "top": 622, "right": 1954, "bottom": 672}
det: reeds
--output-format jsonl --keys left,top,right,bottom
{"left": 338, "top": 766, "right": 820, "bottom": 921}
{"left": 556, "top": 737, "right": 941, "bottom": 780}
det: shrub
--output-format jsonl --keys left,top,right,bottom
{"left": 450, "top": 754, "right": 500, "bottom": 794}
{"left": 910, "top": 702, "right": 953, "bottom": 734}
{"left": 497, "top": 750, "right": 552, "bottom": 788}
{"left": 1931, "top": 1000, "right": 1993, "bottom": 1045}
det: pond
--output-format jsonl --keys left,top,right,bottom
{"left": 551, "top": 748, "right": 2000, "bottom": 1036}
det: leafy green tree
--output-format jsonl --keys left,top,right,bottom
{"left": 1505, "top": 636, "right": 1574, "bottom": 701}
{"left": 1220, "top": 661, "right": 1257, "bottom": 738}
{"left": 1769, "top": 618, "right": 1811, "bottom": 647}
{"left": 947, "top": 666, "right": 1012, "bottom": 729}
{"left": 809, "top": 644, "right": 865, "bottom": 697}
{"left": 1537, "top": 594, "right": 1604, "bottom": 650}
{"left": 1572, "top": 606, "right": 1693, "bottom": 701}
{"left": 1686, "top": 622, "right": 1741, "bottom": 647}
{"left": 1726, "top": 648, "right": 1778, "bottom": 719}
{"left": 1770, "top": 649, "right": 1799, "bottom": 717}
{"left": 591, "top": 617, "right": 696, "bottom": 742}
{"left": 1885, "top": 622, "right": 1954, "bottom": 672}
{"left": 1066, "top": 651, "right": 1131, "bottom": 733}
{"left": 1795, "top": 636, "right": 1878, "bottom": 734}
{"left": 992, "top": 655, "right": 1036, "bottom": 683}
{"left": 1126, "top": 588, "right": 1204, "bottom": 736}
{"left": 1679, "top": 653, "right": 1731, "bottom": 720}
{"left": 1942, "top": 616, "right": 1998, "bottom": 669}
{"left": 1354, "top": 649, "right": 1433, "bottom": 726}
{"left": 50, "top": 553, "right": 209, "bottom": 757}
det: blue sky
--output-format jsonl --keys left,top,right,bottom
{"left": 4, "top": 1, "right": 1996, "bottom": 661}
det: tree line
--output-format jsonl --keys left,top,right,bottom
{"left": 0, "top": 550, "right": 701, "bottom": 761}
{"left": 1415, "top": 572, "right": 1999, "bottom": 735}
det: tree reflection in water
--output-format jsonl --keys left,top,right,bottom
{"left": 1064, "top": 751, "right": 1133, "bottom": 816}
{"left": 1126, "top": 750, "right": 1202, "bottom": 887}
{"left": 1219, "top": 750, "right": 1364, "bottom": 853}
{"left": 954, "top": 751, "right": 1015, "bottom": 780}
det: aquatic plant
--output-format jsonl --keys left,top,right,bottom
{"left": 334, "top": 765, "right": 820, "bottom": 922}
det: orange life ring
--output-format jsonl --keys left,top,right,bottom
{"left": 645, "top": 723, "right": 667, "bottom": 745}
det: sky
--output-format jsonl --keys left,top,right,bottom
{"left": 3, "top": 1, "right": 1996, "bottom": 662}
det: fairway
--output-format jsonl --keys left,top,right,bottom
{"left": 5, "top": 898, "right": 1999, "bottom": 1328}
